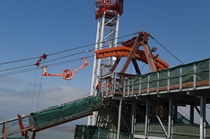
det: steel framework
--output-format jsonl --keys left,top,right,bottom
{"left": 88, "top": 0, "right": 123, "bottom": 125}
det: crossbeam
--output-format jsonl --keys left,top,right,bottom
{"left": 95, "top": 45, "right": 169, "bottom": 71}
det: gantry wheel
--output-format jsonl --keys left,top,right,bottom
{"left": 61, "top": 69, "right": 74, "bottom": 80}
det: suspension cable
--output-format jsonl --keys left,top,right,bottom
{"left": 0, "top": 31, "right": 136, "bottom": 76}
{"left": 0, "top": 56, "right": 93, "bottom": 77}
{"left": 150, "top": 35, "right": 184, "bottom": 64}
{"left": 0, "top": 49, "right": 93, "bottom": 74}
{"left": 0, "top": 56, "right": 39, "bottom": 66}
{"left": 31, "top": 67, "right": 38, "bottom": 112}
{"left": 0, "top": 64, "right": 34, "bottom": 72}
{"left": 36, "top": 75, "right": 43, "bottom": 111}
{"left": 0, "top": 32, "right": 136, "bottom": 66}
{"left": 46, "top": 55, "right": 94, "bottom": 68}
{"left": 36, "top": 60, "right": 45, "bottom": 111}
{"left": 42, "top": 49, "right": 94, "bottom": 64}
{"left": 0, "top": 67, "right": 39, "bottom": 77}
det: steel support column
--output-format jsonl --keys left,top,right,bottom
{"left": 168, "top": 96, "right": 174, "bottom": 139}
{"left": 200, "top": 96, "right": 206, "bottom": 139}
{"left": 112, "top": 14, "right": 120, "bottom": 57}
{"left": 190, "top": 103, "right": 194, "bottom": 124}
{"left": 173, "top": 105, "right": 177, "bottom": 123}
{"left": 131, "top": 101, "right": 136, "bottom": 134}
{"left": 2, "top": 122, "right": 7, "bottom": 139}
{"left": 117, "top": 98, "right": 123, "bottom": 139}
{"left": 145, "top": 97, "right": 150, "bottom": 137}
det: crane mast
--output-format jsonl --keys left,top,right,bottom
{"left": 88, "top": 0, "right": 123, "bottom": 125}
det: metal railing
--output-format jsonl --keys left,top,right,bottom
{"left": 0, "top": 114, "right": 30, "bottom": 138}
{"left": 100, "top": 58, "right": 210, "bottom": 97}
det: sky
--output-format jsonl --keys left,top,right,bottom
{"left": 0, "top": 0, "right": 210, "bottom": 132}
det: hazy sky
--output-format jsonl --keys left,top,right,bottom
{"left": 0, "top": 0, "right": 210, "bottom": 128}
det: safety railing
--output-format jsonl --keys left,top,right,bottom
{"left": 123, "top": 58, "right": 210, "bottom": 97}
{"left": 0, "top": 115, "right": 30, "bottom": 139}
{"left": 101, "top": 58, "right": 210, "bottom": 97}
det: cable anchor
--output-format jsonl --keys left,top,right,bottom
{"left": 35, "top": 54, "right": 48, "bottom": 66}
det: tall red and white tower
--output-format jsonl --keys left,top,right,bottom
{"left": 88, "top": 0, "right": 124, "bottom": 125}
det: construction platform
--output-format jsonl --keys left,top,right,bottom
{"left": 94, "top": 57, "right": 210, "bottom": 139}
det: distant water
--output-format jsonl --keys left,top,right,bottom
{"left": 36, "top": 128, "right": 74, "bottom": 139}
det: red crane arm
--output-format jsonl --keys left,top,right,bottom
{"left": 95, "top": 32, "right": 169, "bottom": 74}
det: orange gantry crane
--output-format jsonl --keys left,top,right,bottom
{"left": 95, "top": 32, "right": 169, "bottom": 72}
{"left": 95, "top": 31, "right": 169, "bottom": 85}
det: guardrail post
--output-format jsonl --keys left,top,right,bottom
{"left": 157, "top": 71, "right": 160, "bottom": 93}
{"left": 167, "top": 71, "right": 170, "bottom": 92}
{"left": 2, "top": 122, "right": 7, "bottom": 139}
{"left": 138, "top": 77, "right": 142, "bottom": 95}
{"left": 147, "top": 75, "right": 150, "bottom": 94}
{"left": 193, "top": 63, "right": 197, "bottom": 89}
{"left": 132, "top": 79, "right": 135, "bottom": 96}
{"left": 179, "top": 67, "right": 182, "bottom": 91}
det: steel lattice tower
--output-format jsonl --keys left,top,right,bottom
{"left": 88, "top": 0, "right": 123, "bottom": 125}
